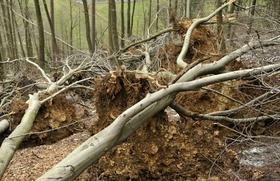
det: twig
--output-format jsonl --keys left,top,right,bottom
{"left": 41, "top": 78, "right": 93, "bottom": 104}
{"left": 120, "top": 28, "right": 174, "bottom": 53}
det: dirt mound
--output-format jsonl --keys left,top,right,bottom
{"left": 159, "top": 18, "right": 218, "bottom": 73}
{"left": 93, "top": 71, "right": 154, "bottom": 131}
{"left": 88, "top": 72, "right": 239, "bottom": 180}
{"left": 9, "top": 94, "right": 82, "bottom": 145}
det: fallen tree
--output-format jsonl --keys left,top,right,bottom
{"left": 0, "top": 57, "right": 95, "bottom": 178}
{"left": 0, "top": 0, "right": 279, "bottom": 180}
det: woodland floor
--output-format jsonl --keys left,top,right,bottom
{"left": 1, "top": 20, "right": 280, "bottom": 181}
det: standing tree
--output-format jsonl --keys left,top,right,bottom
{"left": 82, "top": 0, "right": 93, "bottom": 55}
{"left": 18, "top": 0, "right": 34, "bottom": 58}
{"left": 130, "top": 0, "right": 136, "bottom": 36}
{"left": 216, "top": 0, "right": 226, "bottom": 52}
{"left": 127, "top": 0, "right": 131, "bottom": 37}
{"left": 186, "top": 0, "right": 191, "bottom": 18}
{"left": 42, "top": 0, "right": 59, "bottom": 62}
{"left": 108, "top": 0, "right": 119, "bottom": 53}
{"left": 91, "top": 0, "right": 96, "bottom": 52}
{"left": 120, "top": 0, "right": 125, "bottom": 47}
{"left": 248, "top": 0, "right": 257, "bottom": 33}
{"left": 34, "top": 0, "right": 46, "bottom": 68}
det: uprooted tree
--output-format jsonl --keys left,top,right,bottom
{"left": 0, "top": 0, "right": 280, "bottom": 180}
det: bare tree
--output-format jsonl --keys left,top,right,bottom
{"left": 216, "top": 0, "right": 226, "bottom": 52}
{"left": 82, "top": 0, "right": 93, "bottom": 55}
{"left": 127, "top": 0, "right": 131, "bottom": 37}
{"left": 18, "top": 0, "right": 34, "bottom": 57}
{"left": 34, "top": 0, "right": 46, "bottom": 68}
{"left": 148, "top": 0, "right": 152, "bottom": 27}
{"left": 130, "top": 0, "right": 136, "bottom": 36}
{"left": 248, "top": 0, "right": 257, "bottom": 33}
{"left": 156, "top": 0, "right": 159, "bottom": 31}
{"left": 120, "top": 0, "right": 125, "bottom": 47}
{"left": 186, "top": 0, "right": 191, "bottom": 18}
{"left": 108, "top": 0, "right": 119, "bottom": 53}
{"left": 42, "top": 0, "right": 59, "bottom": 62}
{"left": 91, "top": 0, "right": 96, "bottom": 52}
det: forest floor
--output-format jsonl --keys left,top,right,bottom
{"left": 1, "top": 20, "right": 280, "bottom": 181}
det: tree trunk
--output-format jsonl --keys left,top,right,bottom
{"left": 34, "top": 0, "right": 46, "bottom": 68}
{"left": 216, "top": 0, "right": 226, "bottom": 52}
{"left": 91, "top": 0, "right": 96, "bottom": 53}
{"left": 108, "top": 0, "right": 119, "bottom": 53}
{"left": 130, "top": 0, "right": 136, "bottom": 36}
{"left": 127, "top": 0, "right": 131, "bottom": 37}
{"left": 18, "top": 0, "right": 34, "bottom": 57}
{"left": 82, "top": 0, "right": 93, "bottom": 55}
{"left": 186, "top": 0, "right": 191, "bottom": 18}
{"left": 1, "top": 0, "right": 15, "bottom": 60}
{"left": 91, "top": 0, "right": 96, "bottom": 52}
{"left": 148, "top": 0, "right": 152, "bottom": 27}
{"left": 69, "top": 0, "right": 73, "bottom": 54}
{"left": 42, "top": 0, "right": 59, "bottom": 62}
{"left": 0, "top": 94, "right": 41, "bottom": 178}
{"left": 0, "top": 31, "right": 3, "bottom": 81}
{"left": 248, "top": 0, "right": 257, "bottom": 33}
{"left": 120, "top": 0, "right": 125, "bottom": 47}
{"left": 156, "top": 0, "right": 159, "bottom": 31}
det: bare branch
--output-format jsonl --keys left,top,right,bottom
{"left": 25, "top": 58, "right": 52, "bottom": 83}
{"left": 170, "top": 102, "right": 279, "bottom": 123}
{"left": 177, "top": 0, "right": 236, "bottom": 68}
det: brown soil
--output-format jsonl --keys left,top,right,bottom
{"left": 82, "top": 72, "right": 240, "bottom": 180}
{"left": 159, "top": 18, "right": 219, "bottom": 74}
{"left": 2, "top": 18, "right": 279, "bottom": 181}
{"left": 8, "top": 93, "right": 84, "bottom": 146}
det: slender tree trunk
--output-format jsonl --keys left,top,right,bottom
{"left": 127, "top": 0, "right": 131, "bottom": 37}
{"left": 186, "top": 0, "right": 191, "bottom": 18}
{"left": 156, "top": 0, "right": 159, "bottom": 31}
{"left": 42, "top": 0, "right": 59, "bottom": 62}
{"left": 248, "top": 0, "right": 257, "bottom": 33}
{"left": 82, "top": 0, "right": 93, "bottom": 55}
{"left": 91, "top": 0, "right": 96, "bottom": 53}
{"left": 0, "top": 32, "right": 4, "bottom": 81}
{"left": 18, "top": 0, "right": 33, "bottom": 57}
{"left": 34, "top": 0, "right": 46, "bottom": 68}
{"left": 1, "top": 0, "right": 15, "bottom": 60}
{"left": 174, "top": 0, "right": 178, "bottom": 17}
{"left": 148, "top": 0, "right": 152, "bottom": 27}
{"left": 78, "top": 8, "right": 82, "bottom": 49}
{"left": 120, "top": 0, "right": 125, "bottom": 47}
{"left": 227, "top": 3, "right": 235, "bottom": 46}
{"left": 109, "top": 0, "right": 119, "bottom": 52}
{"left": 9, "top": 0, "right": 18, "bottom": 59}
{"left": 108, "top": 0, "right": 114, "bottom": 52}
{"left": 130, "top": 0, "right": 136, "bottom": 35}
{"left": 69, "top": 0, "right": 73, "bottom": 54}
{"left": 216, "top": 0, "right": 226, "bottom": 52}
